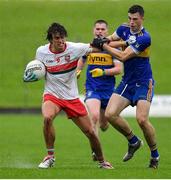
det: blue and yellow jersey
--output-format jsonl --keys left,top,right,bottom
{"left": 83, "top": 51, "right": 116, "bottom": 91}
{"left": 116, "top": 24, "right": 153, "bottom": 84}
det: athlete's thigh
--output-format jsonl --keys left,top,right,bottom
{"left": 86, "top": 98, "right": 101, "bottom": 116}
{"left": 136, "top": 100, "right": 151, "bottom": 122}
{"left": 72, "top": 115, "right": 93, "bottom": 132}
{"left": 106, "top": 93, "right": 130, "bottom": 116}
{"left": 100, "top": 109, "right": 108, "bottom": 125}
{"left": 42, "top": 100, "right": 61, "bottom": 119}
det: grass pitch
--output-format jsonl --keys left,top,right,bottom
{"left": 0, "top": 114, "right": 170, "bottom": 178}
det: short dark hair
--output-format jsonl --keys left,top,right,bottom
{"left": 46, "top": 22, "right": 68, "bottom": 41}
{"left": 94, "top": 19, "right": 108, "bottom": 26}
{"left": 128, "top": 5, "right": 144, "bottom": 17}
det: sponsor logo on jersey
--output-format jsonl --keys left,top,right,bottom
{"left": 46, "top": 60, "right": 54, "bottom": 63}
{"left": 87, "top": 53, "right": 113, "bottom": 65}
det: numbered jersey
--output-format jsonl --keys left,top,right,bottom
{"left": 36, "top": 42, "right": 91, "bottom": 99}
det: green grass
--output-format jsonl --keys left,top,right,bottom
{"left": 0, "top": 114, "right": 170, "bottom": 178}
{"left": 0, "top": 0, "right": 171, "bottom": 107}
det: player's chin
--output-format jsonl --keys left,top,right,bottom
{"left": 130, "top": 26, "right": 137, "bottom": 32}
{"left": 58, "top": 44, "right": 65, "bottom": 50}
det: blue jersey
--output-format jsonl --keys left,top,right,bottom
{"left": 116, "top": 23, "right": 154, "bottom": 85}
{"left": 83, "top": 51, "right": 116, "bottom": 91}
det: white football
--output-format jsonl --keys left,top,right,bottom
{"left": 26, "top": 60, "right": 46, "bottom": 80}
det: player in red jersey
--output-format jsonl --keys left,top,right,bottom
{"left": 23, "top": 22, "right": 113, "bottom": 169}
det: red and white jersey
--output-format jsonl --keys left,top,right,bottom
{"left": 36, "top": 42, "right": 92, "bottom": 100}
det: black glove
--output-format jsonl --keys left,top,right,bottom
{"left": 91, "top": 37, "right": 110, "bottom": 50}
{"left": 101, "top": 37, "right": 110, "bottom": 43}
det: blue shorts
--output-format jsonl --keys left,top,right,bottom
{"left": 115, "top": 79, "right": 154, "bottom": 106}
{"left": 85, "top": 89, "right": 114, "bottom": 109}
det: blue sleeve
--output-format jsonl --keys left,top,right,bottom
{"left": 131, "top": 34, "right": 151, "bottom": 53}
{"left": 115, "top": 25, "right": 125, "bottom": 38}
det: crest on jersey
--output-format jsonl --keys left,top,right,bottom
{"left": 55, "top": 57, "right": 60, "bottom": 63}
{"left": 65, "top": 55, "right": 70, "bottom": 62}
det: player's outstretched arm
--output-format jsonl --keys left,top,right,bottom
{"left": 103, "top": 43, "right": 135, "bottom": 62}
{"left": 109, "top": 41, "right": 126, "bottom": 48}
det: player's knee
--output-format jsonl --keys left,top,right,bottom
{"left": 105, "top": 109, "right": 116, "bottom": 119}
{"left": 43, "top": 113, "right": 54, "bottom": 126}
{"left": 91, "top": 112, "right": 100, "bottom": 124}
{"left": 83, "top": 128, "right": 96, "bottom": 139}
{"left": 137, "top": 115, "right": 148, "bottom": 128}
{"left": 105, "top": 110, "right": 111, "bottom": 119}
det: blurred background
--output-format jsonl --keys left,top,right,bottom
{"left": 0, "top": 0, "right": 171, "bottom": 108}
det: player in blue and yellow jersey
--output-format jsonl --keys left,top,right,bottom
{"left": 91, "top": 5, "right": 160, "bottom": 168}
{"left": 77, "top": 20, "right": 122, "bottom": 135}
{"left": 77, "top": 20, "right": 142, "bottom": 162}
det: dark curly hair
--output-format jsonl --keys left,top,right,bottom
{"left": 46, "top": 22, "right": 68, "bottom": 42}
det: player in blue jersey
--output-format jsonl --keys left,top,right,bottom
{"left": 77, "top": 20, "right": 123, "bottom": 134}
{"left": 91, "top": 5, "right": 160, "bottom": 168}
{"left": 77, "top": 19, "right": 142, "bottom": 162}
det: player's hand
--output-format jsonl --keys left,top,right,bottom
{"left": 23, "top": 69, "right": 38, "bottom": 82}
{"left": 90, "top": 68, "right": 104, "bottom": 77}
{"left": 76, "top": 69, "right": 82, "bottom": 79}
{"left": 103, "top": 37, "right": 110, "bottom": 43}
{"left": 126, "top": 35, "right": 136, "bottom": 46}
{"left": 91, "top": 37, "right": 109, "bottom": 50}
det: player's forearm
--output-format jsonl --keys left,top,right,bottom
{"left": 77, "top": 59, "right": 85, "bottom": 70}
{"left": 104, "top": 66, "right": 122, "bottom": 76}
{"left": 103, "top": 44, "right": 127, "bottom": 62}
{"left": 107, "top": 34, "right": 117, "bottom": 41}
{"left": 109, "top": 41, "right": 126, "bottom": 48}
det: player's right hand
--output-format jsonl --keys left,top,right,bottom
{"left": 23, "top": 69, "right": 38, "bottom": 82}
{"left": 76, "top": 69, "right": 82, "bottom": 79}
{"left": 90, "top": 68, "right": 104, "bottom": 77}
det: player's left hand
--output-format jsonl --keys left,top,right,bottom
{"left": 90, "top": 68, "right": 104, "bottom": 77}
{"left": 23, "top": 69, "right": 38, "bottom": 82}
